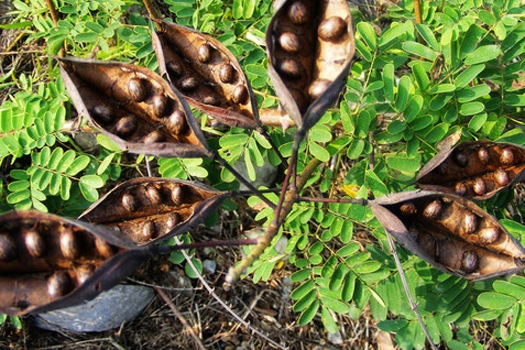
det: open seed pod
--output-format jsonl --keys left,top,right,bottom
{"left": 371, "top": 191, "right": 525, "bottom": 280}
{"left": 416, "top": 141, "right": 525, "bottom": 200}
{"left": 79, "top": 177, "right": 230, "bottom": 246}
{"left": 152, "top": 19, "right": 259, "bottom": 129}
{"left": 0, "top": 210, "right": 151, "bottom": 315}
{"left": 266, "top": 0, "right": 355, "bottom": 133}
{"left": 59, "top": 57, "right": 212, "bottom": 158}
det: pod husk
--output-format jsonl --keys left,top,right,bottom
{"left": 266, "top": 0, "right": 355, "bottom": 133}
{"left": 0, "top": 210, "right": 151, "bottom": 315}
{"left": 416, "top": 141, "right": 525, "bottom": 200}
{"left": 371, "top": 190, "right": 525, "bottom": 280}
{"left": 152, "top": 19, "right": 259, "bottom": 129}
{"left": 79, "top": 177, "right": 230, "bottom": 246}
{"left": 59, "top": 57, "right": 212, "bottom": 158}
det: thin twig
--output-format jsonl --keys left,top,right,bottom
{"left": 297, "top": 196, "right": 368, "bottom": 205}
{"left": 385, "top": 231, "right": 438, "bottom": 350}
{"left": 142, "top": 0, "right": 161, "bottom": 21}
{"left": 45, "top": 0, "right": 59, "bottom": 25}
{"left": 413, "top": 0, "right": 423, "bottom": 24}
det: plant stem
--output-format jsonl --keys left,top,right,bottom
{"left": 155, "top": 239, "right": 258, "bottom": 254}
{"left": 414, "top": 0, "right": 423, "bottom": 24}
{"left": 297, "top": 196, "right": 368, "bottom": 205}
{"left": 142, "top": 0, "right": 161, "bottom": 21}
{"left": 45, "top": 0, "right": 59, "bottom": 26}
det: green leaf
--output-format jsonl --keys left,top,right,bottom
{"left": 329, "top": 264, "right": 349, "bottom": 292}
{"left": 382, "top": 63, "right": 395, "bottom": 101}
{"left": 66, "top": 155, "right": 90, "bottom": 176}
{"left": 457, "top": 84, "right": 491, "bottom": 103}
{"left": 79, "top": 182, "right": 99, "bottom": 202}
{"left": 321, "top": 306, "right": 338, "bottom": 334}
{"left": 479, "top": 10, "right": 497, "bottom": 26}
{"left": 387, "top": 120, "right": 406, "bottom": 134}
{"left": 493, "top": 280, "right": 525, "bottom": 299}
{"left": 291, "top": 269, "right": 311, "bottom": 283}
{"left": 468, "top": 113, "right": 487, "bottom": 132}
{"left": 80, "top": 175, "right": 104, "bottom": 188}
{"left": 294, "top": 290, "right": 317, "bottom": 312}
{"left": 478, "top": 292, "right": 517, "bottom": 309}
{"left": 185, "top": 258, "right": 203, "bottom": 279}
{"left": 459, "top": 101, "right": 485, "bottom": 116}
{"left": 395, "top": 76, "right": 412, "bottom": 112}
{"left": 309, "top": 141, "right": 330, "bottom": 162}
{"left": 402, "top": 41, "right": 438, "bottom": 61}
{"left": 75, "top": 32, "right": 99, "bottom": 43}
{"left": 386, "top": 155, "right": 420, "bottom": 173}
{"left": 464, "top": 45, "right": 501, "bottom": 65}
{"left": 471, "top": 309, "right": 503, "bottom": 321}
{"left": 321, "top": 296, "right": 349, "bottom": 313}
{"left": 341, "top": 272, "right": 357, "bottom": 302}
{"left": 404, "top": 95, "right": 424, "bottom": 123}
{"left": 416, "top": 24, "right": 440, "bottom": 51}
{"left": 291, "top": 280, "right": 315, "bottom": 300}
{"left": 298, "top": 299, "right": 319, "bottom": 325}
{"left": 412, "top": 63, "right": 429, "bottom": 91}
{"left": 357, "top": 22, "right": 377, "bottom": 51}
{"left": 455, "top": 64, "right": 485, "bottom": 88}
{"left": 321, "top": 256, "right": 338, "bottom": 279}
{"left": 429, "top": 84, "right": 456, "bottom": 94}
{"left": 378, "top": 320, "right": 408, "bottom": 332}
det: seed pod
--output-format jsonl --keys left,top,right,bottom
{"left": 198, "top": 43, "right": 212, "bottom": 63}
{"left": 48, "top": 272, "right": 73, "bottom": 299}
{"left": 501, "top": 148, "right": 514, "bottom": 165}
{"left": 95, "top": 237, "right": 116, "bottom": 259}
{"left": 76, "top": 264, "right": 95, "bottom": 285}
{"left": 202, "top": 95, "right": 220, "bottom": 106}
{"left": 167, "top": 61, "right": 183, "bottom": 77}
{"left": 60, "top": 228, "right": 78, "bottom": 260}
{"left": 288, "top": 0, "right": 310, "bottom": 24}
{"left": 25, "top": 229, "right": 45, "bottom": 258}
{"left": 472, "top": 178, "right": 486, "bottom": 196}
{"left": 146, "top": 184, "right": 162, "bottom": 205}
{"left": 151, "top": 94, "right": 169, "bottom": 117}
{"left": 166, "top": 213, "right": 180, "bottom": 229}
{"left": 308, "top": 79, "right": 331, "bottom": 101}
{"left": 463, "top": 212, "right": 478, "bottom": 234}
{"left": 455, "top": 182, "right": 468, "bottom": 196}
{"left": 166, "top": 110, "right": 187, "bottom": 135}
{"left": 141, "top": 220, "right": 156, "bottom": 241}
{"left": 232, "top": 85, "right": 248, "bottom": 104}
{"left": 277, "top": 59, "right": 303, "bottom": 79}
{"left": 479, "top": 227, "right": 499, "bottom": 245}
{"left": 143, "top": 131, "right": 165, "bottom": 144}
{"left": 279, "top": 32, "right": 301, "bottom": 53}
{"left": 318, "top": 16, "right": 347, "bottom": 42}
{"left": 179, "top": 77, "right": 199, "bottom": 91}
{"left": 0, "top": 234, "right": 16, "bottom": 261}
{"left": 494, "top": 168, "right": 509, "bottom": 186}
{"left": 478, "top": 148, "right": 490, "bottom": 164}
{"left": 128, "top": 78, "right": 147, "bottom": 102}
{"left": 219, "top": 63, "right": 235, "bottom": 84}
{"left": 423, "top": 199, "right": 442, "bottom": 219}
{"left": 461, "top": 250, "right": 479, "bottom": 274}
{"left": 115, "top": 116, "right": 137, "bottom": 137}
{"left": 399, "top": 202, "right": 417, "bottom": 216}
{"left": 122, "top": 193, "right": 137, "bottom": 212}
{"left": 91, "top": 104, "right": 114, "bottom": 124}
{"left": 171, "top": 185, "right": 183, "bottom": 207}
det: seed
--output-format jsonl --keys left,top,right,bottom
{"left": 143, "top": 130, "right": 165, "bottom": 144}
{"left": 152, "top": 94, "right": 169, "bottom": 117}
{"left": 60, "top": 227, "right": 78, "bottom": 260}
{"left": 166, "top": 110, "right": 187, "bottom": 135}
{"left": 279, "top": 32, "right": 301, "bottom": 53}
{"left": 232, "top": 85, "right": 249, "bottom": 104}
{"left": 167, "top": 61, "right": 183, "bottom": 77}
{"left": 142, "top": 220, "right": 157, "bottom": 240}
{"left": 423, "top": 199, "right": 442, "bottom": 219}
{"left": 179, "top": 77, "right": 199, "bottom": 91}
{"left": 454, "top": 151, "right": 469, "bottom": 167}
{"left": 115, "top": 116, "right": 137, "bottom": 137}
{"left": 455, "top": 182, "right": 468, "bottom": 196}
{"left": 494, "top": 168, "right": 510, "bottom": 186}
{"left": 128, "top": 77, "right": 147, "bottom": 102}
{"left": 76, "top": 264, "right": 95, "bottom": 285}
{"left": 478, "top": 148, "right": 490, "bottom": 165}
{"left": 436, "top": 163, "right": 448, "bottom": 175}
{"left": 172, "top": 185, "right": 183, "bottom": 206}
{"left": 308, "top": 79, "right": 331, "bottom": 101}
{"left": 318, "top": 17, "right": 347, "bottom": 42}
{"left": 501, "top": 148, "right": 514, "bottom": 165}
{"left": 0, "top": 234, "right": 16, "bottom": 261}
{"left": 399, "top": 202, "right": 417, "bottom": 215}
{"left": 91, "top": 104, "right": 114, "bottom": 124}
{"left": 288, "top": 0, "right": 309, "bottom": 25}
{"left": 146, "top": 184, "right": 162, "bottom": 204}
{"left": 219, "top": 63, "right": 235, "bottom": 84}
{"left": 479, "top": 227, "right": 499, "bottom": 244}
{"left": 463, "top": 212, "right": 478, "bottom": 234}
{"left": 472, "top": 178, "right": 486, "bottom": 196}
{"left": 198, "top": 43, "right": 212, "bottom": 63}
{"left": 166, "top": 213, "right": 180, "bottom": 229}
{"left": 95, "top": 237, "right": 115, "bottom": 259}
{"left": 122, "top": 193, "right": 137, "bottom": 212}
{"left": 202, "top": 95, "right": 220, "bottom": 106}
{"left": 461, "top": 250, "right": 479, "bottom": 274}
{"left": 47, "top": 271, "right": 72, "bottom": 299}
{"left": 25, "top": 229, "right": 45, "bottom": 258}
{"left": 277, "top": 59, "right": 302, "bottom": 79}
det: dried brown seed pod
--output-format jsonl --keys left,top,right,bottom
{"left": 95, "top": 237, "right": 116, "bottom": 259}
{"left": 277, "top": 59, "right": 303, "bottom": 79}
{"left": 435, "top": 163, "right": 448, "bottom": 175}
{"left": 279, "top": 32, "right": 301, "bottom": 53}
{"left": 494, "top": 168, "right": 510, "bottom": 186}
{"left": 232, "top": 85, "right": 248, "bottom": 104}
{"left": 166, "top": 110, "right": 187, "bottom": 135}
{"left": 479, "top": 227, "right": 499, "bottom": 244}
{"left": 128, "top": 78, "right": 147, "bottom": 102}
{"left": 308, "top": 79, "right": 331, "bottom": 101}
{"left": 25, "top": 229, "right": 45, "bottom": 258}
{"left": 151, "top": 94, "right": 169, "bottom": 118}
{"left": 141, "top": 220, "right": 157, "bottom": 241}
{"left": 47, "top": 272, "right": 73, "bottom": 299}
{"left": 179, "top": 77, "right": 199, "bottom": 91}
{"left": 478, "top": 147, "right": 490, "bottom": 165}
{"left": 472, "top": 178, "right": 486, "bottom": 196}
{"left": 115, "top": 116, "right": 137, "bottom": 137}
{"left": 288, "top": 0, "right": 310, "bottom": 24}
{"left": 60, "top": 228, "right": 78, "bottom": 260}
{"left": 167, "top": 61, "right": 183, "bottom": 76}
{"left": 143, "top": 131, "right": 165, "bottom": 144}
{"left": 91, "top": 104, "right": 114, "bottom": 124}
{"left": 461, "top": 250, "right": 479, "bottom": 274}
{"left": 219, "top": 63, "right": 235, "bottom": 84}
{"left": 122, "top": 193, "right": 137, "bottom": 212}
{"left": 198, "top": 43, "right": 212, "bottom": 63}
{"left": 423, "top": 199, "right": 442, "bottom": 219}
{"left": 463, "top": 212, "right": 478, "bottom": 234}
{"left": 318, "top": 16, "right": 347, "bottom": 42}
{"left": 0, "top": 234, "right": 16, "bottom": 261}
{"left": 399, "top": 202, "right": 417, "bottom": 215}
{"left": 76, "top": 264, "right": 95, "bottom": 285}
{"left": 501, "top": 148, "right": 514, "bottom": 165}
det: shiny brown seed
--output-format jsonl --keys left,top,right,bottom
{"left": 47, "top": 271, "right": 72, "bottom": 299}
{"left": 202, "top": 95, "right": 221, "bottom": 106}
{"left": 473, "top": 178, "right": 486, "bottom": 195}
{"left": 143, "top": 130, "right": 165, "bottom": 144}
{"left": 277, "top": 59, "right": 302, "bottom": 79}
{"left": 92, "top": 105, "right": 114, "bottom": 124}
{"left": 198, "top": 43, "right": 212, "bottom": 63}
{"left": 318, "top": 17, "right": 347, "bottom": 42}
{"left": 463, "top": 212, "right": 478, "bottom": 234}
{"left": 423, "top": 199, "right": 442, "bottom": 219}
{"left": 288, "top": 0, "right": 309, "bottom": 25}
{"left": 494, "top": 168, "right": 510, "bottom": 186}
{"left": 219, "top": 63, "right": 235, "bottom": 84}
{"left": 454, "top": 151, "right": 469, "bottom": 167}
{"left": 152, "top": 94, "right": 169, "bottom": 117}
{"left": 0, "top": 234, "right": 16, "bottom": 261}
{"left": 115, "top": 116, "right": 137, "bottom": 137}
{"left": 166, "top": 213, "right": 180, "bottom": 229}
{"left": 461, "top": 250, "right": 479, "bottom": 273}
{"left": 232, "top": 85, "right": 248, "bottom": 104}
{"left": 142, "top": 220, "right": 157, "bottom": 240}
{"left": 399, "top": 202, "right": 417, "bottom": 215}
{"left": 60, "top": 228, "right": 78, "bottom": 260}
{"left": 95, "top": 237, "right": 115, "bottom": 259}
{"left": 308, "top": 79, "right": 331, "bottom": 101}
{"left": 167, "top": 61, "right": 183, "bottom": 77}
{"left": 279, "top": 32, "right": 301, "bottom": 53}
{"left": 128, "top": 77, "right": 147, "bottom": 102}
{"left": 76, "top": 264, "right": 95, "bottom": 285}
{"left": 179, "top": 77, "right": 199, "bottom": 91}
{"left": 501, "top": 148, "right": 514, "bottom": 165}
{"left": 479, "top": 227, "right": 499, "bottom": 244}
{"left": 25, "top": 229, "right": 45, "bottom": 258}
{"left": 455, "top": 182, "right": 468, "bottom": 196}
{"left": 166, "top": 110, "right": 187, "bottom": 135}
{"left": 122, "top": 193, "right": 137, "bottom": 212}
{"left": 146, "top": 184, "right": 162, "bottom": 204}
{"left": 171, "top": 185, "right": 183, "bottom": 206}
{"left": 478, "top": 148, "right": 490, "bottom": 165}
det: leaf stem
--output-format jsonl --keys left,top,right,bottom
{"left": 297, "top": 196, "right": 368, "bottom": 205}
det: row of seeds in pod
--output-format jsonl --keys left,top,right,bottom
{"left": 276, "top": 0, "right": 348, "bottom": 103}
{"left": 119, "top": 183, "right": 185, "bottom": 213}
{"left": 46, "top": 264, "right": 99, "bottom": 299}
{"left": 89, "top": 77, "right": 188, "bottom": 142}
{"left": 165, "top": 47, "right": 249, "bottom": 107}
{"left": 437, "top": 146, "right": 516, "bottom": 174}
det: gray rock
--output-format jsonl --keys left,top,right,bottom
{"left": 202, "top": 259, "right": 217, "bottom": 274}
{"left": 233, "top": 158, "right": 278, "bottom": 191}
